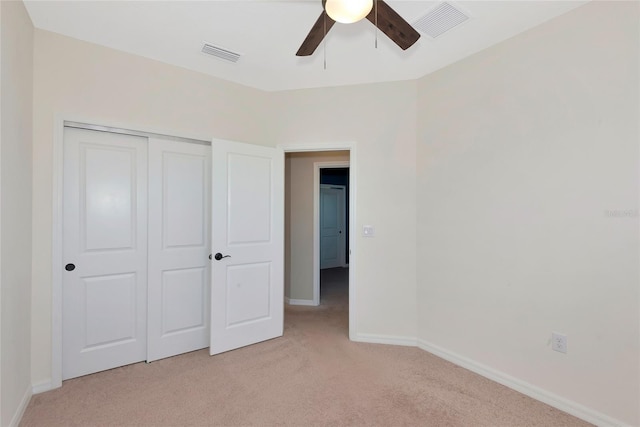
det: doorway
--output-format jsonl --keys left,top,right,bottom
{"left": 284, "top": 151, "right": 351, "bottom": 333}
{"left": 319, "top": 167, "right": 349, "bottom": 311}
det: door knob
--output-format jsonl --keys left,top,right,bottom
{"left": 65, "top": 263, "right": 75, "bottom": 271}
{"left": 213, "top": 253, "right": 231, "bottom": 261}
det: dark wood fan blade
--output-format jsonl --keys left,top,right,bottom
{"left": 296, "top": 11, "right": 336, "bottom": 56}
{"left": 366, "top": 0, "right": 420, "bottom": 50}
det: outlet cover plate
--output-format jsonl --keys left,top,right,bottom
{"left": 552, "top": 332, "right": 567, "bottom": 354}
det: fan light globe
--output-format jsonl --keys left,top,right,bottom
{"left": 325, "top": 0, "right": 373, "bottom": 24}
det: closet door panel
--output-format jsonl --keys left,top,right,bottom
{"left": 62, "top": 127, "right": 148, "bottom": 380}
{"left": 148, "top": 138, "right": 211, "bottom": 362}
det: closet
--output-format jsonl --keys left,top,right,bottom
{"left": 62, "top": 127, "right": 211, "bottom": 380}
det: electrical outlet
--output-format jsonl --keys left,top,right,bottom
{"left": 552, "top": 332, "right": 567, "bottom": 354}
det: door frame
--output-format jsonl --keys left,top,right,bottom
{"left": 50, "top": 116, "right": 212, "bottom": 390}
{"left": 319, "top": 183, "right": 347, "bottom": 270}
{"left": 317, "top": 167, "right": 349, "bottom": 292}
{"left": 280, "top": 143, "right": 356, "bottom": 340}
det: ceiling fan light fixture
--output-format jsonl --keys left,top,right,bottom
{"left": 324, "top": 0, "right": 373, "bottom": 24}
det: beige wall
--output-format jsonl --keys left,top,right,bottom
{"left": 416, "top": 2, "right": 639, "bottom": 424}
{"left": 285, "top": 151, "right": 349, "bottom": 301}
{"left": 31, "top": 30, "right": 419, "bottom": 386}
{"left": 31, "top": 30, "right": 276, "bottom": 386}
{"left": 273, "top": 82, "right": 418, "bottom": 339}
{"left": 1, "top": 1, "right": 34, "bottom": 425}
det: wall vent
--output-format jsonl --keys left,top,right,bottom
{"left": 201, "top": 43, "right": 241, "bottom": 63}
{"left": 413, "top": 2, "right": 470, "bottom": 39}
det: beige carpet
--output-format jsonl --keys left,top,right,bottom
{"left": 21, "top": 268, "right": 589, "bottom": 426}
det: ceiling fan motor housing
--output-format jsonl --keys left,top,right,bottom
{"left": 296, "top": 0, "right": 420, "bottom": 56}
{"left": 323, "top": 0, "right": 373, "bottom": 24}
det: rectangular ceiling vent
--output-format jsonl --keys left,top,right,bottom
{"left": 201, "top": 43, "right": 241, "bottom": 63}
{"left": 413, "top": 2, "right": 470, "bottom": 39}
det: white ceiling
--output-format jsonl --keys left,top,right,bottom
{"left": 24, "top": 0, "right": 588, "bottom": 92}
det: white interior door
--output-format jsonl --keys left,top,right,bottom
{"left": 147, "top": 138, "right": 211, "bottom": 362}
{"left": 320, "top": 185, "right": 345, "bottom": 269}
{"left": 62, "top": 127, "right": 148, "bottom": 380}
{"left": 210, "top": 139, "right": 284, "bottom": 355}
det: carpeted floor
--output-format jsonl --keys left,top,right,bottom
{"left": 21, "top": 267, "right": 590, "bottom": 426}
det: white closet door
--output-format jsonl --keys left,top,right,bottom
{"left": 62, "top": 127, "right": 148, "bottom": 380}
{"left": 210, "top": 139, "right": 284, "bottom": 355}
{"left": 147, "top": 138, "right": 211, "bottom": 362}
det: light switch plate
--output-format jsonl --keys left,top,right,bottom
{"left": 363, "top": 225, "right": 375, "bottom": 237}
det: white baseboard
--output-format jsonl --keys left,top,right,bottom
{"left": 417, "top": 339, "right": 627, "bottom": 427}
{"left": 352, "top": 333, "right": 417, "bottom": 347}
{"left": 348, "top": 332, "right": 626, "bottom": 426}
{"left": 32, "top": 380, "right": 55, "bottom": 394}
{"left": 8, "top": 385, "right": 32, "bottom": 427}
{"left": 285, "top": 297, "right": 317, "bottom": 306}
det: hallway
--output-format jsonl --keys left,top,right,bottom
{"left": 284, "top": 266, "right": 349, "bottom": 339}
{"left": 319, "top": 266, "right": 349, "bottom": 307}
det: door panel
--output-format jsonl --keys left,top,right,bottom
{"left": 62, "top": 127, "right": 148, "bottom": 380}
{"left": 320, "top": 185, "right": 346, "bottom": 269}
{"left": 227, "top": 154, "right": 272, "bottom": 245}
{"left": 161, "top": 267, "right": 206, "bottom": 335}
{"left": 83, "top": 273, "right": 138, "bottom": 348}
{"left": 210, "top": 139, "right": 284, "bottom": 355}
{"left": 163, "top": 152, "right": 207, "bottom": 248}
{"left": 147, "top": 138, "right": 211, "bottom": 362}
{"left": 226, "top": 263, "right": 271, "bottom": 327}
{"left": 83, "top": 147, "right": 136, "bottom": 251}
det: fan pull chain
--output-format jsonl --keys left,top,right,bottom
{"left": 323, "top": 12, "right": 327, "bottom": 70}
{"left": 375, "top": 0, "right": 378, "bottom": 49}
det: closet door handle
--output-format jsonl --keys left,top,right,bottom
{"left": 213, "top": 253, "right": 231, "bottom": 261}
{"left": 65, "top": 263, "right": 76, "bottom": 272}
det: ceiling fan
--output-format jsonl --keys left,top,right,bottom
{"left": 296, "top": 0, "right": 421, "bottom": 56}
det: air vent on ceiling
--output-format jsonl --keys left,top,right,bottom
{"left": 413, "top": 2, "right": 470, "bottom": 39}
{"left": 201, "top": 43, "right": 241, "bottom": 63}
